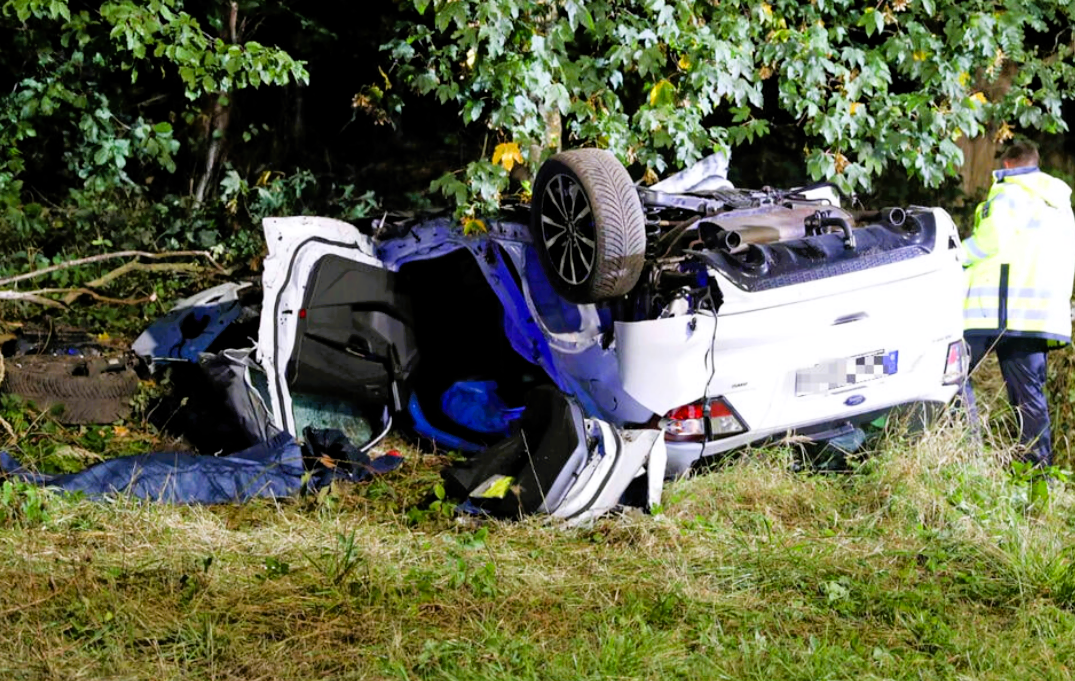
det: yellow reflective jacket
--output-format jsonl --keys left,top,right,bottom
{"left": 963, "top": 166, "right": 1075, "bottom": 345}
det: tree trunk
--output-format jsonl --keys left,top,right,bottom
{"left": 956, "top": 135, "right": 998, "bottom": 204}
{"left": 955, "top": 62, "right": 1018, "bottom": 204}
{"left": 194, "top": 2, "right": 239, "bottom": 204}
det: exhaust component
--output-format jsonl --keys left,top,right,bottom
{"left": 805, "top": 210, "right": 856, "bottom": 250}
{"left": 730, "top": 225, "right": 781, "bottom": 247}
{"left": 699, "top": 221, "right": 780, "bottom": 254}
{"left": 712, "top": 229, "right": 742, "bottom": 253}
{"left": 849, "top": 207, "right": 907, "bottom": 228}
{"left": 880, "top": 207, "right": 906, "bottom": 227}
{"left": 699, "top": 220, "right": 742, "bottom": 253}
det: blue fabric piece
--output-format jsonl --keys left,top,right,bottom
{"left": 455, "top": 499, "right": 494, "bottom": 516}
{"left": 440, "top": 381, "right": 524, "bottom": 435}
{"left": 0, "top": 433, "right": 304, "bottom": 502}
{"left": 408, "top": 394, "right": 484, "bottom": 453}
{"left": 0, "top": 431, "right": 404, "bottom": 504}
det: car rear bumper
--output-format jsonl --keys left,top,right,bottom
{"left": 663, "top": 393, "right": 957, "bottom": 477}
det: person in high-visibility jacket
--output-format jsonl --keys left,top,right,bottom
{"left": 962, "top": 140, "right": 1075, "bottom": 467}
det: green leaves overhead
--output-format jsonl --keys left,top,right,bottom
{"left": 383, "top": 0, "right": 1075, "bottom": 207}
{"left": 0, "top": 0, "right": 309, "bottom": 200}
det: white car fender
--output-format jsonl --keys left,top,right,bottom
{"left": 614, "top": 313, "right": 717, "bottom": 416}
{"left": 551, "top": 424, "right": 666, "bottom": 526}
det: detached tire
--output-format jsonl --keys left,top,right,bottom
{"left": 530, "top": 149, "right": 646, "bottom": 303}
{"left": 2, "top": 355, "right": 139, "bottom": 424}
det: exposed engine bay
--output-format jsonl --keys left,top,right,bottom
{"left": 624, "top": 183, "right": 942, "bottom": 323}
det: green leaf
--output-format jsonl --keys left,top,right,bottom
{"left": 13, "top": 0, "right": 32, "bottom": 22}
{"left": 579, "top": 5, "right": 596, "bottom": 31}
{"left": 219, "top": 169, "right": 244, "bottom": 197}
{"left": 859, "top": 8, "right": 884, "bottom": 37}
{"left": 434, "top": 1, "right": 466, "bottom": 32}
{"left": 430, "top": 172, "right": 468, "bottom": 207}
{"left": 462, "top": 99, "right": 485, "bottom": 124}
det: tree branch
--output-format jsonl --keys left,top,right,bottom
{"left": 60, "top": 261, "right": 203, "bottom": 304}
{"left": 0, "top": 250, "right": 228, "bottom": 289}
{"left": 0, "top": 288, "right": 158, "bottom": 307}
{"left": 0, "top": 291, "right": 67, "bottom": 308}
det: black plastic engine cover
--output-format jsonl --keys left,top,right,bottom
{"left": 696, "top": 211, "right": 937, "bottom": 292}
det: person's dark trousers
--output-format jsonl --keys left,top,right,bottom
{"left": 965, "top": 335, "right": 1052, "bottom": 467}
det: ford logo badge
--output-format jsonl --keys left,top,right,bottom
{"left": 844, "top": 394, "right": 866, "bottom": 407}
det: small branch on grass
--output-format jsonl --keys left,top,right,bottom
{"left": 0, "top": 291, "right": 66, "bottom": 308}
{"left": 0, "top": 413, "right": 13, "bottom": 444}
{"left": 52, "top": 289, "right": 159, "bottom": 306}
{"left": 0, "top": 250, "right": 228, "bottom": 289}
{"left": 0, "top": 593, "right": 56, "bottom": 618}
{"left": 0, "top": 416, "right": 13, "bottom": 445}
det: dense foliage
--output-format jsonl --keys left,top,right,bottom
{"left": 0, "top": 0, "right": 312, "bottom": 263}
{"left": 1, "top": 0, "right": 1074, "bottom": 257}
{"left": 385, "top": 0, "right": 1075, "bottom": 216}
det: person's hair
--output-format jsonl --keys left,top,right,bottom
{"left": 1001, "top": 140, "right": 1040, "bottom": 168}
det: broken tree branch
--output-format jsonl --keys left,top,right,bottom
{"left": 0, "top": 250, "right": 228, "bottom": 289}
{"left": 60, "top": 290, "right": 159, "bottom": 306}
{"left": 0, "top": 288, "right": 158, "bottom": 308}
{"left": 60, "top": 261, "right": 203, "bottom": 304}
{"left": 0, "top": 291, "right": 67, "bottom": 308}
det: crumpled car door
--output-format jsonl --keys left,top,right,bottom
{"left": 258, "top": 216, "right": 418, "bottom": 436}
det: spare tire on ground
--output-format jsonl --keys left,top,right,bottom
{"left": 529, "top": 148, "right": 646, "bottom": 303}
{"left": 2, "top": 355, "right": 140, "bottom": 424}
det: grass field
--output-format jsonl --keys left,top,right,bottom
{"left": 2, "top": 386, "right": 1075, "bottom": 680}
{"left": 0, "top": 349, "right": 1074, "bottom": 680}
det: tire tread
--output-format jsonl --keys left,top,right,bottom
{"left": 530, "top": 148, "right": 645, "bottom": 302}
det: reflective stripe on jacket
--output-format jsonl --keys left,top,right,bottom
{"left": 962, "top": 166, "right": 1075, "bottom": 345}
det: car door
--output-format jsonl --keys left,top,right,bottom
{"left": 258, "top": 216, "right": 418, "bottom": 437}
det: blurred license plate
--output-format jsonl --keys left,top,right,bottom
{"left": 795, "top": 350, "right": 898, "bottom": 396}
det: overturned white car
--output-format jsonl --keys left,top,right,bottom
{"left": 258, "top": 149, "right": 967, "bottom": 477}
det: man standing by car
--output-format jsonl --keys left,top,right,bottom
{"left": 962, "top": 140, "right": 1075, "bottom": 468}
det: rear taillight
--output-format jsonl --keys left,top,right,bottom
{"left": 942, "top": 340, "right": 967, "bottom": 385}
{"left": 708, "top": 399, "right": 748, "bottom": 437}
{"left": 661, "top": 397, "right": 747, "bottom": 442}
{"left": 663, "top": 403, "right": 706, "bottom": 442}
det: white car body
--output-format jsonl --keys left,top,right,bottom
{"left": 618, "top": 207, "right": 966, "bottom": 471}
{"left": 258, "top": 199, "right": 966, "bottom": 477}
